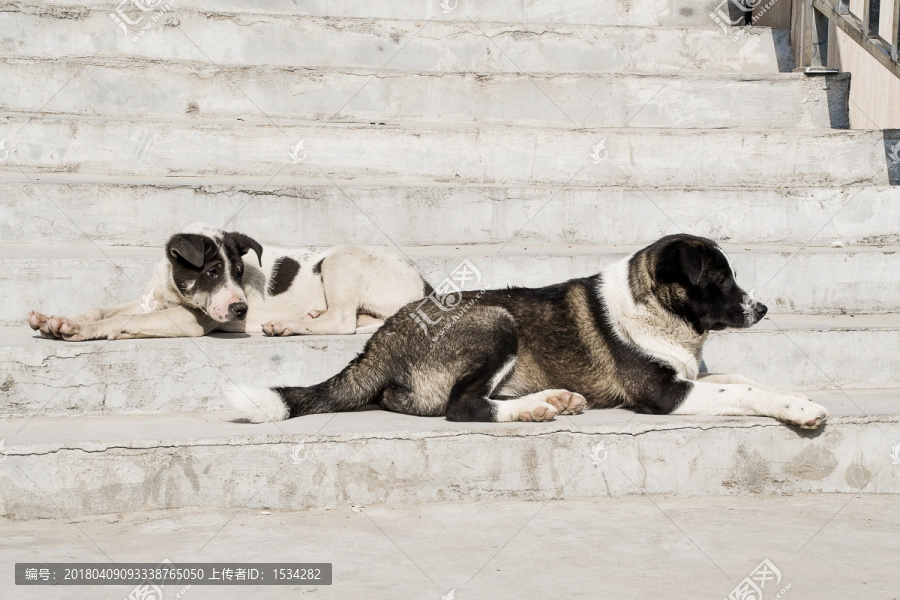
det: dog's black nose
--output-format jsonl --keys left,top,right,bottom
{"left": 230, "top": 302, "right": 248, "bottom": 320}
{"left": 754, "top": 302, "right": 768, "bottom": 318}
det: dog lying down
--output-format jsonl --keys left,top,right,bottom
{"left": 28, "top": 224, "right": 431, "bottom": 341}
{"left": 228, "top": 234, "right": 829, "bottom": 429}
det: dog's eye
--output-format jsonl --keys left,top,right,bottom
{"left": 206, "top": 269, "right": 218, "bottom": 278}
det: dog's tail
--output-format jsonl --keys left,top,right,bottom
{"left": 225, "top": 353, "right": 388, "bottom": 423}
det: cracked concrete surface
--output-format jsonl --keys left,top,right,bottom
{"left": 1, "top": 495, "right": 898, "bottom": 598}
{"left": 2, "top": 316, "right": 899, "bottom": 415}
{"left": 1, "top": 118, "right": 887, "bottom": 188}
{"left": 1, "top": 182, "right": 898, "bottom": 248}
{"left": 4, "top": 243, "right": 900, "bottom": 327}
{"left": 2, "top": 399, "right": 899, "bottom": 518}
{"left": 0, "top": 60, "right": 848, "bottom": 128}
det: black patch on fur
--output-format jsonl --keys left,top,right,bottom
{"left": 166, "top": 233, "right": 228, "bottom": 297}
{"left": 312, "top": 259, "right": 324, "bottom": 275}
{"left": 268, "top": 257, "right": 300, "bottom": 296}
{"left": 167, "top": 233, "right": 207, "bottom": 269}
{"left": 223, "top": 231, "right": 263, "bottom": 266}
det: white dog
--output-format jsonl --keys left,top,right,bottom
{"left": 28, "top": 224, "right": 430, "bottom": 341}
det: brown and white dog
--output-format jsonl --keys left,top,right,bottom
{"left": 228, "top": 234, "right": 830, "bottom": 429}
{"left": 28, "top": 224, "right": 430, "bottom": 341}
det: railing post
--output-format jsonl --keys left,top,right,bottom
{"left": 863, "top": 0, "right": 881, "bottom": 36}
{"left": 804, "top": 0, "right": 831, "bottom": 66}
{"left": 892, "top": 0, "right": 900, "bottom": 61}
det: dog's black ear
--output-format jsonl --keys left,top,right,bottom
{"left": 224, "top": 232, "right": 263, "bottom": 266}
{"left": 167, "top": 234, "right": 206, "bottom": 269}
{"left": 656, "top": 239, "right": 705, "bottom": 287}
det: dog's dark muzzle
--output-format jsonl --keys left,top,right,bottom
{"left": 228, "top": 302, "right": 248, "bottom": 320}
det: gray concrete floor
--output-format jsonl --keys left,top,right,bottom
{"left": 2, "top": 494, "right": 898, "bottom": 599}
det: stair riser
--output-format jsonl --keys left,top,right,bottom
{"left": 3, "top": 183, "right": 897, "bottom": 247}
{"left": 6, "top": 250, "right": 900, "bottom": 326}
{"left": 0, "top": 14, "right": 787, "bottom": 74}
{"left": 3, "top": 420, "right": 897, "bottom": 518}
{"left": 2, "top": 0, "right": 741, "bottom": 34}
{"left": 0, "top": 121, "right": 888, "bottom": 187}
{"left": 0, "top": 62, "right": 845, "bottom": 129}
{"left": 3, "top": 327, "right": 898, "bottom": 417}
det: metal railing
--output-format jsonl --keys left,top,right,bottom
{"left": 795, "top": 0, "right": 900, "bottom": 77}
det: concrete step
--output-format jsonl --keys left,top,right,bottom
{"left": 8, "top": 60, "right": 850, "bottom": 129}
{"left": 2, "top": 392, "right": 899, "bottom": 518}
{"left": 2, "top": 315, "right": 899, "bottom": 416}
{"left": 1, "top": 0, "right": 758, "bottom": 31}
{"left": 2, "top": 495, "right": 897, "bottom": 598}
{"left": 3, "top": 243, "right": 899, "bottom": 326}
{"left": 0, "top": 13, "right": 791, "bottom": 75}
{"left": 0, "top": 119, "right": 890, "bottom": 187}
{"left": 0, "top": 60, "right": 848, "bottom": 129}
{"left": 4, "top": 179, "right": 898, "bottom": 248}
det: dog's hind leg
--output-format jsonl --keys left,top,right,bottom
{"left": 432, "top": 307, "right": 558, "bottom": 423}
{"left": 263, "top": 257, "right": 362, "bottom": 335}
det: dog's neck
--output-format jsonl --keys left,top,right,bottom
{"left": 598, "top": 255, "right": 705, "bottom": 380}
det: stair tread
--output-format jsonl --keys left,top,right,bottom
{"left": 4, "top": 312, "right": 900, "bottom": 351}
{"left": 4, "top": 388, "right": 900, "bottom": 450}
{"left": 4, "top": 241, "right": 900, "bottom": 258}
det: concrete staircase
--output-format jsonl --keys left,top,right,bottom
{"left": 2, "top": 0, "right": 899, "bottom": 521}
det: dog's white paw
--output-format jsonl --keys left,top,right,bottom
{"left": 493, "top": 396, "right": 560, "bottom": 422}
{"left": 55, "top": 317, "right": 83, "bottom": 341}
{"left": 543, "top": 390, "right": 586, "bottom": 415}
{"left": 27, "top": 310, "right": 50, "bottom": 332}
{"left": 779, "top": 397, "right": 829, "bottom": 429}
{"left": 262, "top": 320, "right": 298, "bottom": 336}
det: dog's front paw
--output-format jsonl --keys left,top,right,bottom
{"left": 262, "top": 320, "right": 297, "bottom": 336}
{"left": 25, "top": 310, "right": 50, "bottom": 332}
{"left": 780, "top": 398, "right": 829, "bottom": 429}
{"left": 544, "top": 390, "right": 586, "bottom": 415}
{"left": 54, "top": 317, "right": 91, "bottom": 342}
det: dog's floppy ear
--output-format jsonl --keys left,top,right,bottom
{"left": 224, "top": 232, "right": 263, "bottom": 267}
{"left": 656, "top": 239, "right": 705, "bottom": 287}
{"left": 166, "top": 233, "right": 206, "bottom": 269}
